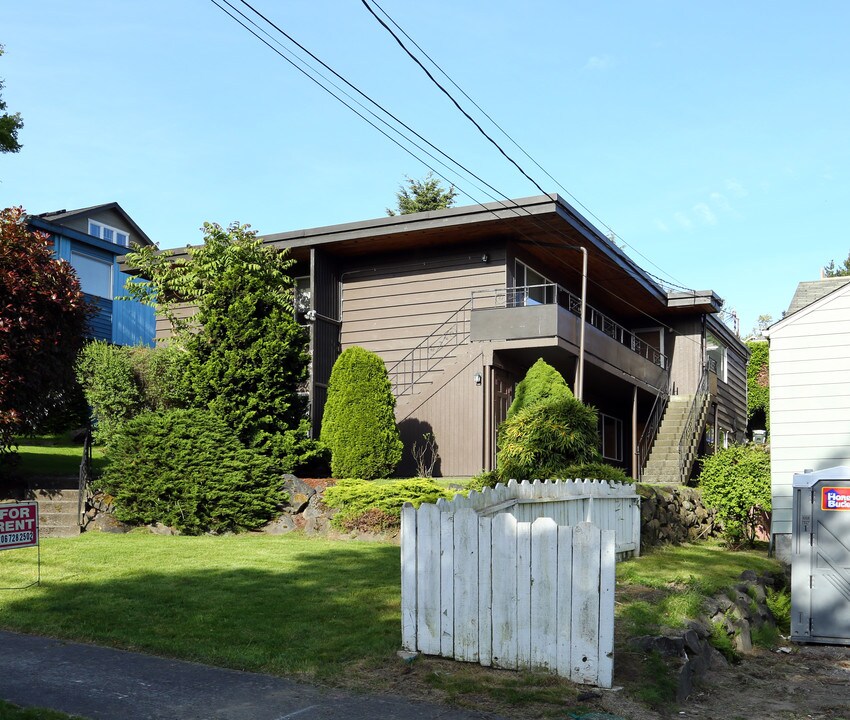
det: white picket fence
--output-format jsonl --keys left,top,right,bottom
{"left": 400, "top": 478, "right": 639, "bottom": 688}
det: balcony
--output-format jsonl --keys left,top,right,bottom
{"left": 470, "top": 284, "right": 668, "bottom": 388}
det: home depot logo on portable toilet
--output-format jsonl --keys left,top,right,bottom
{"left": 822, "top": 487, "right": 850, "bottom": 510}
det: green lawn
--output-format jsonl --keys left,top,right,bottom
{"left": 0, "top": 700, "right": 84, "bottom": 720}
{"left": 8, "top": 434, "right": 105, "bottom": 478}
{"left": 0, "top": 533, "right": 400, "bottom": 679}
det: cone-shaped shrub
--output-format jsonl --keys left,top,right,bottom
{"left": 497, "top": 394, "right": 600, "bottom": 481}
{"left": 506, "top": 358, "right": 572, "bottom": 421}
{"left": 321, "top": 347, "right": 403, "bottom": 480}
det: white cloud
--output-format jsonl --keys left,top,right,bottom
{"left": 725, "top": 178, "right": 748, "bottom": 198}
{"left": 709, "top": 192, "right": 732, "bottom": 214}
{"left": 674, "top": 212, "right": 693, "bottom": 231}
{"left": 584, "top": 55, "right": 614, "bottom": 70}
{"left": 693, "top": 202, "right": 717, "bottom": 226}
{"left": 655, "top": 220, "right": 670, "bottom": 233}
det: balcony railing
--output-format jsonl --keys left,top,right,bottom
{"left": 471, "top": 284, "right": 668, "bottom": 370}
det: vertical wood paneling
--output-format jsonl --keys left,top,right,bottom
{"left": 515, "top": 520, "right": 532, "bottom": 669}
{"left": 530, "top": 518, "right": 558, "bottom": 670}
{"left": 598, "top": 527, "right": 616, "bottom": 684}
{"left": 439, "top": 511, "right": 454, "bottom": 657}
{"left": 477, "top": 515, "right": 493, "bottom": 667}
{"left": 556, "top": 524, "right": 574, "bottom": 676}
{"left": 400, "top": 503, "right": 417, "bottom": 651}
{"left": 571, "top": 522, "right": 602, "bottom": 685}
{"left": 416, "top": 503, "right": 441, "bottom": 655}
{"left": 453, "top": 508, "right": 479, "bottom": 662}
{"left": 491, "top": 513, "right": 518, "bottom": 669}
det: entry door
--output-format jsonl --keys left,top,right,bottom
{"left": 810, "top": 480, "right": 850, "bottom": 641}
{"left": 491, "top": 368, "right": 514, "bottom": 466}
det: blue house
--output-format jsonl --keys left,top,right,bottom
{"left": 28, "top": 203, "right": 156, "bottom": 346}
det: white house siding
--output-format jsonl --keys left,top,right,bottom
{"left": 768, "top": 284, "right": 850, "bottom": 556}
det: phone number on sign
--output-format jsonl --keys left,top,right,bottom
{"left": 0, "top": 532, "right": 34, "bottom": 545}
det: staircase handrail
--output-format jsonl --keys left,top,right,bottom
{"left": 635, "top": 379, "right": 671, "bottom": 481}
{"left": 677, "top": 363, "right": 710, "bottom": 483}
{"left": 387, "top": 299, "right": 472, "bottom": 397}
{"left": 78, "top": 424, "right": 93, "bottom": 528}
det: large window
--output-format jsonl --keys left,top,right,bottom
{"left": 88, "top": 219, "right": 130, "bottom": 247}
{"left": 706, "top": 330, "right": 727, "bottom": 382}
{"left": 599, "top": 413, "right": 623, "bottom": 462}
{"left": 70, "top": 251, "right": 113, "bottom": 298}
{"left": 514, "top": 260, "right": 554, "bottom": 306}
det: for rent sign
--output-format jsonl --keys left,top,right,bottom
{"left": 0, "top": 502, "right": 39, "bottom": 550}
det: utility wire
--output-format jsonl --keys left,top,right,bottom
{"left": 211, "top": 0, "right": 714, "bottom": 348}
{"left": 363, "top": 0, "right": 694, "bottom": 292}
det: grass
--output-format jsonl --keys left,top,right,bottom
{"left": 0, "top": 532, "right": 400, "bottom": 680}
{"left": 6, "top": 434, "right": 106, "bottom": 479}
{"left": 0, "top": 701, "right": 84, "bottom": 720}
{"left": 615, "top": 540, "right": 781, "bottom": 635}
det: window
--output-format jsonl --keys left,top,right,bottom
{"left": 514, "top": 260, "right": 554, "bottom": 306}
{"left": 88, "top": 219, "right": 130, "bottom": 247}
{"left": 70, "top": 251, "right": 113, "bottom": 298}
{"left": 706, "top": 330, "right": 727, "bottom": 382}
{"left": 598, "top": 413, "right": 623, "bottom": 462}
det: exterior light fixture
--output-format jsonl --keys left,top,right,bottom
{"left": 473, "top": 372, "right": 483, "bottom": 386}
{"left": 481, "top": 252, "right": 489, "bottom": 263}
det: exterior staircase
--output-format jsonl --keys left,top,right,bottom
{"left": 2, "top": 478, "right": 81, "bottom": 538}
{"left": 642, "top": 394, "right": 711, "bottom": 484}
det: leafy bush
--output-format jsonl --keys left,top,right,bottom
{"left": 766, "top": 587, "right": 791, "bottom": 633}
{"left": 505, "top": 358, "right": 572, "bottom": 422}
{"left": 496, "top": 394, "right": 600, "bottom": 481}
{"left": 322, "top": 478, "right": 450, "bottom": 530}
{"left": 130, "top": 343, "right": 195, "bottom": 412}
{"left": 468, "top": 461, "right": 630, "bottom": 490}
{"left": 698, "top": 444, "right": 771, "bottom": 546}
{"left": 76, "top": 341, "right": 145, "bottom": 447}
{"left": 320, "top": 347, "right": 402, "bottom": 480}
{"left": 746, "top": 340, "right": 769, "bottom": 431}
{"left": 100, "top": 409, "right": 282, "bottom": 534}
{"left": 1, "top": 207, "right": 91, "bottom": 454}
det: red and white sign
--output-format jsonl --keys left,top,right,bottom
{"left": 0, "top": 501, "right": 39, "bottom": 550}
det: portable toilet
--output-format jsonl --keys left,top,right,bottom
{"left": 791, "top": 466, "right": 850, "bottom": 645}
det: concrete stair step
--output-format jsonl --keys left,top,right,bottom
{"left": 39, "top": 525, "right": 80, "bottom": 539}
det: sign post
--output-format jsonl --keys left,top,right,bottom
{"left": 0, "top": 501, "right": 40, "bottom": 588}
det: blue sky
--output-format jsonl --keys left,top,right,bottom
{"left": 2, "top": 0, "right": 848, "bottom": 337}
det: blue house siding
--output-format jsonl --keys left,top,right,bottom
{"left": 85, "top": 294, "right": 113, "bottom": 341}
{"left": 35, "top": 213, "right": 155, "bottom": 347}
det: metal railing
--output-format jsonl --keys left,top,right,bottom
{"left": 471, "top": 283, "right": 668, "bottom": 369}
{"left": 678, "top": 363, "right": 710, "bottom": 482}
{"left": 387, "top": 300, "right": 472, "bottom": 398}
{"left": 635, "top": 380, "right": 671, "bottom": 481}
{"left": 78, "top": 425, "right": 92, "bottom": 528}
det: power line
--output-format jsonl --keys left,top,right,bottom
{"left": 362, "top": 0, "right": 695, "bottom": 292}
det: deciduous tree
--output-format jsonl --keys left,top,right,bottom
{"left": 0, "top": 207, "right": 90, "bottom": 456}
{"left": 0, "top": 46, "right": 23, "bottom": 154}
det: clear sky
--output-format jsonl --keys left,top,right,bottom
{"left": 2, "top": 0, "right": 848, "bottom": 337}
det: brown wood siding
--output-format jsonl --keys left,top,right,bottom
{"left": 339, "top": 249, "right": 507, "bottom": 363}
{"left": 667, "top": 318, "right": 703, "bottom": 395}
{"left": 396, "top": 348, "right": 486, "bottom": 477}
{"left": 154, "top": 301, "right": 198, "bottom": 342}
{"left": 707, "top": 317, "right": 748, "bottom": 443}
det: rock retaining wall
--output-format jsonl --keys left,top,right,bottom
{"left": 637, "top": 484, "right": 721, "bottom": 550}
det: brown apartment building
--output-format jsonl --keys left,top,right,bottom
{"left": 157, "top": 194, "right": 748, "bottom": 481}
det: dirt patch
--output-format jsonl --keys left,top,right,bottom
{"left": 332, "top": 637, "right": 850, "bottom": 720}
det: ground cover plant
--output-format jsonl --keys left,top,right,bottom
{"left": 0, "top": 701, "right": 84, "bottom": 720}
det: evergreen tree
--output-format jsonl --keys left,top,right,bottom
{"left": 505, "top": 358, "right": 573, "bottom": 421}
{"left": 321, "top": 347, "right": 402, "bottom": 480}
{"left": 386, "top": 172, "right": 458, "bottom": 216}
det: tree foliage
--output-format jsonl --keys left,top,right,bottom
{"left": 823, "top": 251, "right": 850, "bottom": 278}
{"left": 496, "top": 395, "right": 601, "bottom": 481}
{"left": 505, "top": 358, "right": 572, "bottom": 421}
{"left": 100, "top": 409, "right": 282, "bottom": 534}
{"left": 698, "top": 444, "right": 771, "bottom": 547}
{"left": 746, "top": 340, "right": 769, "bottom": 430}
{"left": 123, "top": 221, "right": 316, "bottom": 470}
{"left": 0, "top": 207, "right": 90, "bottom": 455}
{"left": 0, "top": 46, "right": 23, "bottom": 154}
{"left": 320, "top": 346, "right": 402, "bottom": 480}
{"left": 386, "top": 172, "right": 458, "bottom": 216}
{"left": 322, "top": 478, "right": 449, "bottom": 530}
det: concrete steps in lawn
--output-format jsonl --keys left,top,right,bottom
{"left": 2, "top": 478, "right": 82, "bottom": 538}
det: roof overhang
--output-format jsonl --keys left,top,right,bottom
{"left": 666, "top": 290, "right": 723, "bottom": 314}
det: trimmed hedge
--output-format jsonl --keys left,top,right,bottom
{"left": 101, "top": 408, "right": 283, "bottom": 534}
{"left": 320, "top": 347, "right": 402, "bottom": 480}
{"left": 505, "top": 358, "right": 572, "bottom": 421}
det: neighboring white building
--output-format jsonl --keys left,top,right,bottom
{"left": 768, "top": 277, "right": 850, "bottom": 560}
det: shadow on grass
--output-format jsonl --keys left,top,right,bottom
{"left": 0, "top": 541, "right": 402, "bottom": 680}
